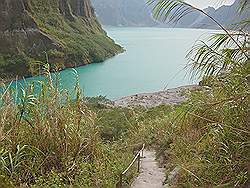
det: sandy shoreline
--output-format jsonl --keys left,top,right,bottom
{"left": 113, "top": 85, "right": 200, "bottom": 108}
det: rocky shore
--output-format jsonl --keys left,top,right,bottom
{"left": 113, "top": 85, "right": 200, "bottom": 108}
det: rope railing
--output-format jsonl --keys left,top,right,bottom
{"left": 116, "top": 144, "right": 145, "bottom": 188}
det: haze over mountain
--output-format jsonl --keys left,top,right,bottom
{"left": 92, "top": 0, "right": 157, "bottom": 27}
{"left": 92, "top": 0, "right": 249, "bottom": 29}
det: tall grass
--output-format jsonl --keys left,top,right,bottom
{"left": 0, "top": 66, "right": 137, "bottom": 187}
{"left": 144, "top": 64, "right": 249, "bottom": 187}
{"left": 0, "top": 0, "right": 249, "bottom": 186}
{"left": 140, "top": 0, "right": 250, "bottom": 186}
{"left": 0, "top": 62, "right": 248, "bottom": 187}
{"left": 116, "top": 63, "right": 249, "bottom": 187}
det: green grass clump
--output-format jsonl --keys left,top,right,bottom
{"left": 83, "top": 77, "right": 249, "bottom": 187}
{"left": 0, "top": 67, "right": 137, "bottom": 187}
{"left": 0, "top": 62, "right": 249, "bottom": 187}
{"left": 137, "top": 63, "right": 249, "bottom": 187}
{"left": 0, "top": 54, "right": 31, "bottom": 79}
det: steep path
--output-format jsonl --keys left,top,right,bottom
{"left": 131, "top": 150, "right": 165, "bottom": 188}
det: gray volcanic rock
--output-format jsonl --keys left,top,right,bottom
{"left": 59, "top": 0, "right": 75, "bottom": 20}
{"left": 113, "top": 85, "right": 200, "bottom": 108}
{"left": 0, "top": 0, "right": 36, "bottom": 31}
{"left": 69, "top": 0, "right": 95, "bottom": 18}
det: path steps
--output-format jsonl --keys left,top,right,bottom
{"left": 131, "top": 150, "right": 165, "bottom": 188}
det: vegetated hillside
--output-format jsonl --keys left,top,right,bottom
{"left": 92, "top": 0, "right": 249, "bottom": 30}
{"left": 0, "top": 62, "right": 248, "bottom": 187}
{"left": 0, "top": 0, "right": 122, "bottom": 79}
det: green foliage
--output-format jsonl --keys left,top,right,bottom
{"left": 0, "top": 175, "right": 14, "bottom": 188}
{"left": 0, "top": 69, "right": 136, "bottom": 187}
{"left": 97, "top": 108, "right": 137, "bottom": 141}
{"left": 141, "top": 1, "right": 249, "bottom": 187}
{"left": 0, "top": 1, "right": 249, "bottom": 187}
{"left": 28, "top": 0, "right": 123, "bottom": 64}
{"left": 0, "top": 54, "right": 31, "bottom": 79}
{"left": 151, "top": 64, "right": 249, "bottom": 186}
{"left": 1, "top": 61, "right": 249, "bottom": 186}
{"left": 145, "top": 1, "right": 249, "bottom": 185}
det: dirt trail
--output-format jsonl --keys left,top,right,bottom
{"left": 131, "top": 150, "right": 165, "bottom": 188}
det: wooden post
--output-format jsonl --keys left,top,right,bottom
{"left": 116, "top": 173, "right": 122, "bottom": 188}
{"left": 116, "top": 144, "right": 145, "bottom": 187}
{"left": 137, "top": 153, "right": 140, "bottom": 173}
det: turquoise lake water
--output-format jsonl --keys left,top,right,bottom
{"left": 9, "top": 27, "right": 214, "bottom": 99}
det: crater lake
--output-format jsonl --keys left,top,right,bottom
{"left": 9, "top": 27, "right": 215, "bottom": 99}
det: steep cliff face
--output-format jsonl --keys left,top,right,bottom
{"left": 0, "top": 0, "right": 60, "bottom": 56}
{"left": 0, "top": 0, "right": 122, "bottom": 78}
{"left": 59, "top": 0, "right": 95, "bottom": 20}
{"left": 69, "top": 0, "right": 95, "bottom": 18}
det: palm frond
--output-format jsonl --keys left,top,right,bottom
{"left": 187, "top": 31, "right": 248, "bottom": 78}
{"left": 148, "top": 0, "right": 195, "bottom": 23}
{"left": 233, "top": 18, "right": 250, "bottom": 31}
{"left": 239, "top": 0, "right": 250, "bottom": 14}
{"left": 148, "top": 0, "right": 249, "bottom": 59}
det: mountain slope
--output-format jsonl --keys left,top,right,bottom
{"left": 0, "top": 0, "right": 122, "bottom": 79}
{"left": 92, "top": 0, "right": 249, "bottom": 30}
{"left": 92, "top": 0, "right": 157, "bottom": 27}
{"left": 177, "top": 1, "right": 249, "bottom": 29}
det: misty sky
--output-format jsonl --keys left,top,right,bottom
{"left": 186, "top": 0, "right": 236, "bottom": 9}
